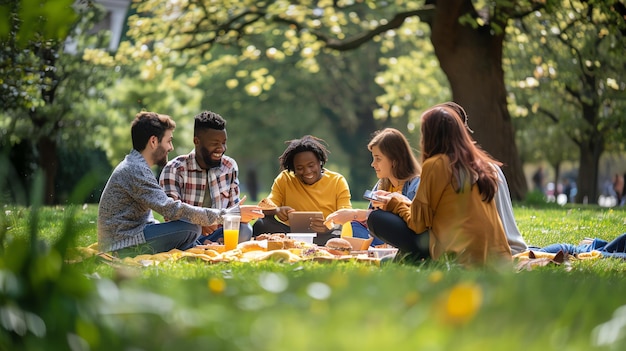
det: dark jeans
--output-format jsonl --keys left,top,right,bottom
{"left": 252, "top": 215, "right": 341, "bottom": 245}
{"left": 367, "top": 210, "right": 430, "bottom": 260}
{"left": 115, "top": 219, "right": 200, "bottom": 258}
{"left": 196, "top": 223, "right": 253, "bottom": 245}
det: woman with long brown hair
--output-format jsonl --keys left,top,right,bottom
{"left": 325, "top": 128, "right": 424, "bottom": 248}
{"left": 373, "top": 104, "right": 512, "bottom": 266}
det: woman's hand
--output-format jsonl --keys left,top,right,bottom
{"left": 371, "top": 191, "right": 404, "bottom": 211}
{"left": 369, "top": 190, "right": 388, "bottom": 210}
{"left": 324, "top": 209, "right": 362, "bottom": 228}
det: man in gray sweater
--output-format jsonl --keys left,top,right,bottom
{"left": 97, "top": 111, "right": 263, "bottom": 256}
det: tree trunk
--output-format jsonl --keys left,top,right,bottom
{"left": 553, "top": 162, "right": 561, "bottom": 192}
{"left": 36, "top": 135, "right": 58, "bottom": 205}
{"left": 321, "top": 104, "right": 378, "bottom": 196}
{"left": 576, "top": 132, "right": 603, "bottom": 204}
{"left": 428, "top": 1, "right": 528, "bottom": 200}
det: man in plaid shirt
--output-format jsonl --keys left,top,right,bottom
{"left": 159, "top": 110, "right": 252, "bottom": 244}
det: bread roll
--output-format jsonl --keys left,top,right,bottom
{"left": 325, "top": 238, "right": 353, "bottom": 255}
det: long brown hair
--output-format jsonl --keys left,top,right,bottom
{"left": 368, "top": 128, "right": 421, "bottom": 191}
{"left": 420, "top": 104, "right": 500, "bottom": 202}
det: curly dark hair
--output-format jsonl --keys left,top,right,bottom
{"left": 278, "top": 135, "right": 329, "bottom": 172}
{"left": 194, "top": 110, "right": 226, "bottom": 135}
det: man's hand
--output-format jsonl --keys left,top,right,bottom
{"left": 240, "top": 205, "right": 265, "bottom": 223}
{"left": 309, "top": 216, "right": 328, "bottom": 233}
{"left": 275, "top": 206, "right": 294, "bottom": 222}
{"left": 202, "top": 224, "right": 219, "bottom": 235}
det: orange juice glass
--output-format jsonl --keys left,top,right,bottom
{"left": 223, "top": 215, "right": 241, "bottom": 251}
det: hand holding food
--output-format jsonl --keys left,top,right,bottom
{"left": 257, "top": 198, "right": 278, "bottom": 211}
{"left": 240, "top": 205, "right": 265, "bottom": 223}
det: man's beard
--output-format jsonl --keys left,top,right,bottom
{"left": 205, "top": 158, "right": 222, "bottom": 169}
{"left": 155, "top": 146, "right": 168, "bottom": 167}
{"left": 200, "top": 147, "right": 222, "bottom": 169}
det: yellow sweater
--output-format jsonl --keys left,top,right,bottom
{"left": 387, "top": 154, "right": 511, "bottom": 266}
{"left": 267, "top": 169, "right": 352, "bottom": 224}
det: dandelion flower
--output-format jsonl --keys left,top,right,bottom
{"left": 208, "top": 277, "right": 226, "bottom": 294}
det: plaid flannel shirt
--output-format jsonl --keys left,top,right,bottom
{"left": 159, "top": 150, "right": 240, "bottom": 210}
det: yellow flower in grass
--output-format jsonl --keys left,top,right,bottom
{"left": 404, "top": 291, "right": 421, "bottom": 307}
{"left": 208, "top": 277, "right": 226, "bottom": 294}
{"left": 442, "top": 282, "right": 483, "bottom": 325}
{"left": 428, "top": 270, "right": 444, "bottom": 284}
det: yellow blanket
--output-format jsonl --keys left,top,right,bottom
{"left": 66, "top": 243, "right": 377, "bottom": 266}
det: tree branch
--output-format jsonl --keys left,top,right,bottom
{"left": 321, "top": 8, "right": 435, "bottom": 51}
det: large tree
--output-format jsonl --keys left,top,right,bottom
{"left": 119, "top": 0, "right": 528, "bottom": 198}
{"left": 507, "top": 0, "right": 626, "bottom": 203}
{"left": 0, "top": 1, "right": 121, "bottom": 204}
{"left": 87, "top": 1, "right": 449, "bottom": 194}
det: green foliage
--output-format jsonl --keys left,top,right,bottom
{"left": 55, "top": 147, "right": 112, "bottom": 204}
{"left": 83, "top": 0, "right": 452, "bottom": 194}
{"left": 0, "top": 0, "right": 78, "bottom": 47}
{"left": 1, "top": 0, "right": 127, "bottom": 204}
{"left": 505, "top": 0, "right": 626, "bottom": 201}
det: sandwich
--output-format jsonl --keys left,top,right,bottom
{"left": 324, "top": 238, "right": 353, "bottom": 255}
{"left": 258, "top": 198, "right": 278, "bottom": 210}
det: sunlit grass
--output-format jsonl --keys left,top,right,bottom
{"left": 3, "top": 202, "right": 626, "bottom": 350}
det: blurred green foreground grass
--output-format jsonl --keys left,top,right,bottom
{"left": 2, "top": 203, "right": 626, "bottom": 350}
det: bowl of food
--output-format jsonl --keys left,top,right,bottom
{"left": 286, "top": 233, "right": 317, "bottom": 244}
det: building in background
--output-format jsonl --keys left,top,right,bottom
{"left": 93, "top": 0, "right": 130, "bottom": 51}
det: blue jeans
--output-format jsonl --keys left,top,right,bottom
{"left": 197, "top": 223, "right": 253, "bottom": 245}
{"left": 351, "top": 221, "right": 383, "bottom": 246}
{"left": 538, "top": 233, "right": 626, "bottom": 259}
{"left": 116, "top": 219, "right": 201, "bottom": 257}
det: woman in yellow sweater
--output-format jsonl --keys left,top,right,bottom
{"left": 252, "top": 135, "right": 366, "bottom": 245}
{"left": 374, "top": 104, "right": 512, "bottom": 266}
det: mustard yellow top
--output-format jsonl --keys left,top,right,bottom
{"left": 387, "top": 154, "right": 511, "bottom": 266}
{"left": 267, "top": 169, "right": 352, "bottom": 224}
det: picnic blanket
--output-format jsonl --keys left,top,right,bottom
{"left": 66, "top": 243, "right": 379, "bottom": 267}
{"left": 513, "top": 249, "right": 603, "bottom": 261}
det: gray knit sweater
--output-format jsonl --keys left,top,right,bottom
{"left": 97, "top": 150, "right": 220, "bottom": 252}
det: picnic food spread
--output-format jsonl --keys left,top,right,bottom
{"left": 69, "top": 233, "right": 381, "bottom": 266}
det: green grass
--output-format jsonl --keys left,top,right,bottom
{"left": 2, "top": 203, "right": 626, "bottom": 350}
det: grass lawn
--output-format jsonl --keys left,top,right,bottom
{"left": 2, "top": 202, "right": 626, "bottom": 350}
